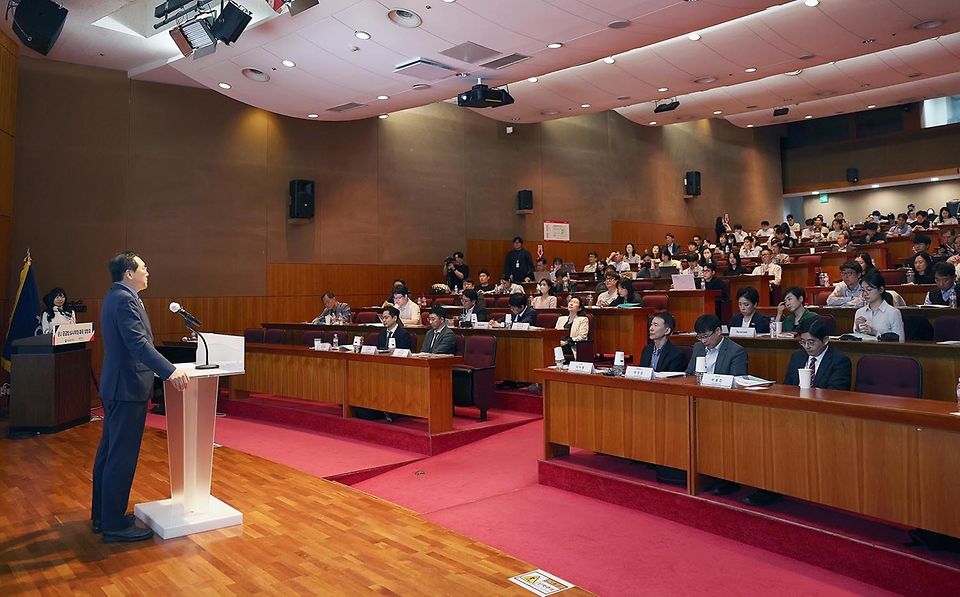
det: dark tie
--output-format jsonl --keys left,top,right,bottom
{"left": 387, "top": 329, "right": 393, "bottom": 340}
{"left": 808, "top": 356, "right": 817, "bottom": 385}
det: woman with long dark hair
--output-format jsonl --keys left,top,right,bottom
{"left": 854, "top": 271, "right": 904, "bottom": 342}
{"left": 41, "top": 287, "right": 76, "bottom": 334}
{"left": 724, "top": 252, "right": 746, "bottom": 276}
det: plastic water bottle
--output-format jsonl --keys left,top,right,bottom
{"left": 332, "top": 334, "right": 339, "bottom": 349}
{"left": 906, "top": 269, "right": 915, "bottom": 284}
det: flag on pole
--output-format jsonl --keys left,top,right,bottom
{"left": 2, "top": 252, "right": 42, "bottom": 372}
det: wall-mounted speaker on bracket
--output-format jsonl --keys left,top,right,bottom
{"left": 517, "top": 189, "right": 533, "bottom": 213}
{"left": 684, "top": 171, "right": 701, "bottom": 196}
{"left": 846, "top": 168, "right": 859, "bottom": 183}
{"left": 289, "top": 180, "right": 315, "bottom": 219}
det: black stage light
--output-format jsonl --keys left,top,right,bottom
{"left": 773, "top": 107, "right": 789, "bottom": 117}
{"left": 654, "top": 100, "right": 680, "bottom": 113}
{"left": 212, "top": 1, "right": 253, "bottom": 45}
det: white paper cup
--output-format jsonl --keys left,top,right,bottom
{"left": 314, "top": 338, "right": 322, "bottom": 350}
{"left": 809, "top": 247, "right": 816, "bottom": 254}
{"left": 695, "top": 356, "right": 707, "bottom": 373}
{"left": 771, "top": 321, "right": 782, "bottom": 337}
{"left": 798, "top": 368, "right": 812, "bottom": 389}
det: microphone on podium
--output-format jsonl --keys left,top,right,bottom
{"left": 169, "top": 302, "right": 202, "bottom": 327}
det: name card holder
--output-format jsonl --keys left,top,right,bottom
{"left": 360, "top": 345, "right": 378, "bottom": 355}
{"left": 729, "top": 327, "right": 757, "bottom": 338}
{"left": 388, "top": 337, "right": 397, "bottom": 350}
{"left": 474, "top": 322, "right": 491, "bottom": 329}
{"left": 352, "top": 336, "right": 363, "bottom": 348}
{"left": 701, "top": 373, "right": 735, "bottom": 388}
{"left": 568, "top": 361, "right": 596, "bottom": 375}
{"left": 512, "top": 322, "right": 531, "bottom": 331}
{"left": 391, "top": 348, "right": 411, "bottom": 358}
{"left": 317, "top": 342, "right": 332, "bottom": 351}
{"left": 625, "top": 366, "right": 654, "bottom": 380}
{"left": 313, "top": 339, "right": 323, "bottom": 350}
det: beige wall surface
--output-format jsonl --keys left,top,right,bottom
{"left": 12, "top": 58, "right": 783, "bottom": 300}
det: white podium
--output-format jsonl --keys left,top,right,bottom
{"left": 135, "top": 334, "right": 245, "bottom": 539}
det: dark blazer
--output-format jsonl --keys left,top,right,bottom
{"left": 663, "top": 242, "right": 682, "bottom": 257}
{"left": 463, "top": 304, "right": 488, "bottom": 322}
{"left": 100, "top": 283, "right": 176, "bottom": 403}
{"left": 512, "top": 306, "right": 538, "bottom": 326}
{"left": 684, "top": 337, "right": 748, "bottom": 376}
{"left": 926, "top": 285, "right": 958, "bottom": 306}
{"left": 783, "top": 345, "right": 851, "bottom": 390}
{"left": 422, "top": 325, "right": 456, "bottom": 354}
{"left": 728, "top": 312, "right": 770, "bottom": 334}
{"left": 639, "top": 339, "right": 688, "bottom": 372}
{"left": 377, "top": 324, "right": 412, "bottom": 350}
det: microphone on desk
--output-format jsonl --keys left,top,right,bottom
{"left": 169, "top": 302, "right": 202, "bottom": 327}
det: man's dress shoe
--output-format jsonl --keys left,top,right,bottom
{"left": 101, "top": 524, "right": 155, "bottom": 544}
{"left": 743, "top": 489, "right": 783, "bottom": 507}
{"left": 710, "top": 481, "right": 742, "bottom": 496}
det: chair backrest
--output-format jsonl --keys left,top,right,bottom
{"left": 644, "top": 294, "right": 669, "bottom": 313}
{"left": 880, "top": 270, "right": 905, "bottom": 287}
{"left": 421, "top": 312, "right": 431, "bottom": 326}
{"left": 632, "top": 280, "right": 654, "bottom": 292}
{"left": 484, "top": 296, "right": 495, "bottom": 308}
{"left": 421, "top": 297, "right": 434, "bottom": 308}
{"left": 454, "top": 334, "right": 464, "bottom": 356}
{"left": 356, "top": 311, "right": 380, "bottom": 324}
{"left": 854, "top": 356, "right": 922, "bottom": 398}
{"left": 495, "top": 296, "right": 512, "bottom": 308}
{"left": 934, "top": 316, "right": 960, "bottom": 342}
{"left": 537, "top": 313, "right": 561, "bottom": 329}
{"left": 263, "top": 329, "right": 286, "bottom": 344}
{"left": 463, "top": 335, "right": 497, "bottom": 367}
{"left": 797, "top": 255, "right": 822, "bottom": 266}
{"left": 433, "top": 296, "right": 455, "bottom": 306}
{"left": 409, "top": 334, "right": 418, "bottom": 353}
{"left": 365, "top": 332, "right": 380, "bottom": 346}
{"left": 324, "top": 330, "right": 346, "bottom": 345}
{"left": 816, "top": 291, "right": 832, "bottom": 306}
{"left": 301, "top": 331, "right": 324, "bottom": 346}
{"left": 818, "top": 314, "right": 835, "bottom": 336}
{"left": 676, "top": 343, "right": 693, "bottom": 363}
{"left": 244, "top": 328, "right": 265, "bottom": 343}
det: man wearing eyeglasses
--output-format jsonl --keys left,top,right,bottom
{"left": 826, "top": 261, "right": 864, "bottom": 307}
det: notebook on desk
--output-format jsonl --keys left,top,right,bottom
{"left": 672, "top": 274, "right": 697, "bottom": 290}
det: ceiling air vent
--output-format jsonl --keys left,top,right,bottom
{"left": 440, "top": 41, "right": 500, "bottom": 64}
{"left": 394, "top": 57, "right": 456, "bottom": 78}
{"left": 327, "top": 102, "right": 365, "bottom": 113}
{"left": 480, "top": 53, "right": 530, "bottom": 70}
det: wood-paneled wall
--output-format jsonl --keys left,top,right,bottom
{"left": 0, "top": 30, "right": 17, "bottom": 379}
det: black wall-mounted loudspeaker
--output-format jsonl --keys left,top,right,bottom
{"left": 13, "top": 0, "right": 68, "bottom": 56}
{"left": 518, "top": 189, "right": 534, "bottom": 211}
{"left": 289, "top": 180, "right": 315, "bottom": 219}
{"left": 846, "top": 168, "right": 859, "bottom": 183}
{"left": 684, "top": 171, "right": 701, "bottom": 196}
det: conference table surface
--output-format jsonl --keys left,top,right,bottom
{"left": 540, "top": 368, "right": 960, "bottom": 539}
{"left": 232, "top": 343, "right": 460, "bottom": 433}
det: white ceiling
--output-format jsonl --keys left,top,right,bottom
{"left": 2, "top": 0, "right": 957, "bottom": 127}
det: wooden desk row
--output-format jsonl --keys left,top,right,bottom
{"left": 756, "top": 303, "right": 945, "bottom": 339}
{"left": 541, "top": 369, "right": 960, "bottom": 538}
{"left": 231, "top": 344, "right": 460, "bottom": 433}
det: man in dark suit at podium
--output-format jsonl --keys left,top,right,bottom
{"left": 92, "top": 251, "right": 190, "bottom": 543}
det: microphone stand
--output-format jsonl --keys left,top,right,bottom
{"left": 187, "top": 322, "right": 219, "bottom": 370}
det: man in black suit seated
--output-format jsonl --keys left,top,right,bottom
{"left": 422, "top": 305, "right": 456, "bottom": 354}
{"left": 744, "top": 319, "right": 852, "bottom": 507}
{"left": 491, "top": 293, "right": 537, "bottom": 328}
{"left": 925, "top": 262, "right": 958, "bottom": 305}
{"left": 639, "top": 312, "right": 688, "bottom": 372}
{"left": 376, "top": 305, "right": 411, "bottom": 351}
{"left": 459, "top": 289, "right": 487, "bottom": 324}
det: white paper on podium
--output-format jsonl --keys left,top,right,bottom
{"left": 194, "top": 332, "right": 245, "bottom": 372}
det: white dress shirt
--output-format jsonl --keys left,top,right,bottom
{"left": 750, "top": 262, "right": 782, "bottom": 285}
{"left": 854, "top": 301, "right": 905, "bottom": 342}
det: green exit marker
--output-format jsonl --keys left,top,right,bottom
{"left": 819, "top": 194, "right": 829, "bottom": 203}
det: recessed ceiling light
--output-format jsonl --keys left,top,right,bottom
{"left": 581, "top": 103, "right": 591, "bottom": 108}
{"left": 387, "top": 8, "right": 423, "bottom": 28}
{"left": 218, "top": 82, "right": 231, "bottom": 89}
{"left": 861, "top": 83, "right": 870, "bottom": 87}
{"left": 828, "top": 61, "right": 836, "bottom": 65}
{"left": 908, "top": 72, "right": 922, "bottom": 78}
{"left": 745, "top": 67, "right": 757, "bottom": 73}
{"left": 658, "top": 87, "right": 669, "bottom": 92}
{"left": 785, "top": 70, "right": 803, "bottom": 76}
{"left": 747, "top": 124, "right": 754, "bottom": 128}
{"left": 747, "top": 104, "right": 758, "bottom": 109}
{"left": 813, "top": 191, "right": 821, "bottom": 194}
{"left": 648, "top": 121, "right": 657, "bottom": 125}
{"left": 799, "top": 54, "right": 816, "bottom": 60}
{"left": 804, "top": 0, "right": 819, "bottom": 6}
{"left": 603, "top": 57, "right": 615, "bottom": 64}
{"left": 695, "top": 77, "right": 716, "bottom": 84}
{"left": 527, "top": 77, "right": 538, "bottom": 83}
{"left": 816, "top": 90, "right": 837, "bottom": 97}
{"left": 547, "top": 42, "right": 563, "bottom": 49}
{"left": 805, "top": 115, "right": 813, "bottom": 119}
{"left": 914, "top": 20, "right": 943, "bottom": 30}
{"left": 931, "top": 177, "right": 940, "bottom": 181}
{"left": 242, "top": 68, "right": 270, "bottom": 82}
{"left": 871, "top": 184, "right": 880, "bottom": 188}
{"left": 378, "top": 114, "right": 389, "bottom": 119}
{"left": 355, "top": 30, "right": 371, "bottom": 40}
{"left": 377, "top": 95, "right": 389, "bottom": 100}
{"left": 412, "top": 83, "right": 430, "bottom": 90}
{"left": 862, "top": 38, "right": 875, "bottom": 44}
{"left": 512, "top": 117, "right": 520, "bottom": 121}
{"left": 541, "top": 110, "right": 560, "bottom": 116}
{"left": 713, "top": 110, "right": 722, "bottom": 115}
{"left": 281, "top": 60, "right": 296, "bottom": 68}
{"left": 616, "top": 95, "right": 630, "bottom": 101}
{"left": 441, "top": 0, "right": 455, "bottom": 3}
{"left": 688, "top": 33, "right": 701, "bottom": 41}
{"left": 307, "top": 113, "right": 318, "bottom": 118}
{"left": 867, "top": 104, "right": 876, "bottom": 109}
{"left": 607, "top": 19, "right": 630, "bottom": 29}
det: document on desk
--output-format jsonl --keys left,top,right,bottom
{"left": 654, "top": 371, "right": 685, "bottom": 379}
{"left": 736, "top": 375, "right": 774, "bottom": 388}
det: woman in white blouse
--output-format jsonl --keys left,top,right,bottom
{"left": 555, "top": 296, "right": 590, "bottom": 359}
{"left": 41, "top": 287, "right": 77, "bottom": 334}
{"left": 531, "top": 279, "right": 558, "bottom": 310}
{"left": 854, "top": 271, "right": 905, "bottom": 342}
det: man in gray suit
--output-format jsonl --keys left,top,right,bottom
{"left": 92, "top": 252, "right": 190, "bottom": 543}
{"left": 684, "top": 314, "right": 748, "bottom": 377}
{"left": 422, "top": 305, "right": 456, "bottom": 354}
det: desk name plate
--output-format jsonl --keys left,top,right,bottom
{"left": 391, "top": 348, "right": 411, "bottom": 358}
{"left": 701, "top": 373, "right": 735, "bottom": 388}
{"left": 568, "top": 361, "right": 596, "bottom": 374}
{"left": 625, "top": 366, "right": 654, "bottom": 380}
{"left": 729, "top": 327, "right": 757, "bottom": 338}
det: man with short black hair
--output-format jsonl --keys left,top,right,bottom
{"left": 909, "top": 234, "right": 933, "bottom": 267}
{"left": 596, "top": 272, "right": 620, "bottom": 306}
{"left": 855, "top": 222, "right": 886, "bottom": 244}
{"left": 774, "top": 224, "right": 797, "bottom": 249}
{"left": 913, "top": 210, "right": 931, "bottom": 231}
{"left": 639, "top": 312, "right": 688, "bottom": 372}
{"left": 925, "top": 262, "right": 958, "bottom": 305}
{"left": 889, "top": 213, "right": 911, "bottom": 236}
{"left": 664, "top": 233, "right": 682, "bottom": 257}
{"left": 739, "top": 236, "right": 760, "bottom": 258}
{"left": 460, "top": 289, "right": 487, "bottom": 321}
{"left": 831, "top": 230, "right": 852, "bottom": 252}
{"left": 444, "top": 251, "right": 469, "bottom": 292}
{"left": 491, "top": 293, "right": 537, "bottom": 327}
{"left": 685, "top": 314, "right": 748, "bottom": 377}
{"left": 377, "top": 305, "right": 412, "bottom": 350}
{"left": 756, "top": 220, "right": 774, "bottom": 237}
{"left": 827, "top": 261, "right": 864, "bottom": 307}
{"left": 476, "top": 269, "right": 495, "bottom": 293}
{"left": 749, "top": 247, "right": 781, "bottom": 287}
{"left": 422, "top": 306, "right": 456, "bottom": 354}
{"left": 391, "top": 286, "right": 420, "bottom": 326}
{"left": 583, "top": 251, "right": 600, "bottom": 273}
{"left": 504, "top": 236, "right": 534, "bottom": 283}
{"left": 938, "top": 228, "right": 958, "bottom": 259}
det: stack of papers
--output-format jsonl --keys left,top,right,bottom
{"left": 736, "top": 375, "right": 774, "bottom": 388}
{"left": 654, "top": 371, "right": 685, "bottom": 379}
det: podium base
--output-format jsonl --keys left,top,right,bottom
{"left": 135, "top": 497, "right": 242, "bottom": 539}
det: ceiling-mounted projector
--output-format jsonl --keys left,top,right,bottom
{"left": 457, "top": 83, "right": 514, "bottom": 108}
{"left": 654, "top": 100, "right": 680, "bottom": 113}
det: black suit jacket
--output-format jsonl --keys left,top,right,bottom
{"left": 377, "top": 324, "right": 412, "bottom": 350}
{"left": 512, "top": 306, "right": 538, "bottom": 326}
{"left": 783, "top": 345, "right": 851, "bottom": 390}
{"left": 728, "top": 312, "right": 770, "bottom": 334}
{"left": 422, "top": 325, "right": 456, "bottom": 354}
{"left": 463, "top": 304, "right": 488, "bottom": 322}
{"left": 639, "top": 340, "right": 688, "bottom": 373}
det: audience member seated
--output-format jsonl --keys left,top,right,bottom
{"left": 534, "top": 257, "right": 549, "bottom": 275}
{"left": 663, "top": 233, "right": 682, "bottom": 258}
{"left": 769, "top": 240, "right": 790, "bottom": 264}
{"left": 596, "top": 272, "right": 620, "bottom": 306}
{"left": 774, "top": 224, "right": 797, "bottom": 249}
{"left": 583, "top": 251, "right": 600, "bottom": 273}
{"left": 682, "top": 253, "right": 702, "bottom": 278}
{"left": 730, "top": 286, "right": 770, "bottom": 334}
{"left": 854, "top": 271, "right": 905, "bottom": 342}
{"left": 494, "top": 273, "right": 524, "bottom": 295}
{"left": 717, "top": 234, "right": 736, "bottom": 256}
{"left": 855, "top": 251, "right": 878, "bottom": 275}
{"left": 650, "top": 244, "right": 663, "bottom": 264}
{"left": 637, "top": 255, "right": 654, "bottom": 279}
{"left": 531, "top": 279, "right": 558, "bottom": 310}
{"left": 756, "top": 220, "right": 774, "bottom": 237}
{"left": 925, "top": 262, "right": 958, "bottom": 305}
{"left": 391, "top": 286, "right": 421, "bottom": 326}
{"left": 422, "top": 306, "right": 456, "bottom": 354}
{"left": 476, "top": 269, "right": 496, "bottom": 293}
{"left": 912, "top": 210, "right": 932, "bottom": 231}
{"left": 459, "top": 289, "right": 488, "bottom": 322}
{"left": 462, "top": 278, "right": 476, "bottom": 291}
{"left": 310, "top": 292, "right": 352, "bottom": 324}
{"left": 553, "top": 270, "right": 579, "bottom": 293}
{"left": 556, "top": 296, "right": 589, "bottom": 360}
{"left": 659, "top": 250, "right": 682, "bottom": 270}
{"left": 749, "top": 247, "right": 782, "bottom": 287}
{"left": 549, "top": 257, "right": 565, "bottom": 280}
{"left": 786, "top": 213, "right": 801, "bottom": 237}
{"left": 716, "top": 216, "right": 733, "bottom": 244}
{"left": 912, "top": 252, "right": 935, "bottom": 285}
{"left": 724, "top": 252, "right": 747, "bottom": 276}
{"left": 504, "top": 236, "right": 534, "bottom": 283}
{"left": 855, "top": 222, "right": 886, "bottom": 244}
{"left": 776, "top": 286, "right": 819, "bottom": 333}
{"left": 699, "top": 261, "right": 729, "bottom": 303}
{"left": 732, "top": 224, "right": 747, "bottom": 243}
{"left": 934, "top": 206, "right": 958, "bottom": 227}
{"left": 608, "top": 250, "right": 631, "bottom": 274}
{"left": 826, "top": 219, "right": 844, "bottom": 241}
{"left": 491, "top": 293, "right": 537, "bottom": 328}
{"left": 624, "top": 243, "right": 640, "bottom": 264}
{"left": 831, "top": 230, "right": 852, "bottom": 252}
{"left": 382, "top": 279, "right": 406, "bottom": 306}
{"left": 826, "top": 261, "right": 865, "bottom": 307}
{"left": 739, "top": 236, "right": 761, "bottom": 258}
{"left": 610, "top": 277, "right": 642, "bottom": 307}
{"left": 377, "top": 306, "right": 412, "bottom": 350}
{"left": 888, "top": 213, "right": 911, "bottom": 236}
{"left": 937, "top": 228, "right": 959, "bottom": 259}
{"left": 801, "top": 218, "right": 823, "bottom": 240}
{"left": 639, "top": 312, "right": 688, "bottom": 372}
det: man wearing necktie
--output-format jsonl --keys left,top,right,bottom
{"left": 376, "top": 305, "right": 412, "bottom": 350}
{"left": 422, "top": 305, "right": 456, "bottom": 354}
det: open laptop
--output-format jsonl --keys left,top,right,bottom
{"left": 671, "top": 273, "right": 697, "bottom": 290}
{"left": 563, "top": 262, "right": 576, "bottom": 273}
{"left": 658, "top": 265, "right": 679, "bottom": 279}
{"left": 533, "top": 271, "right": 552, "bottom": 282}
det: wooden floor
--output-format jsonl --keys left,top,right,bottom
{"left": 0, "top": 418, "right": 591, "bottom": 596}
